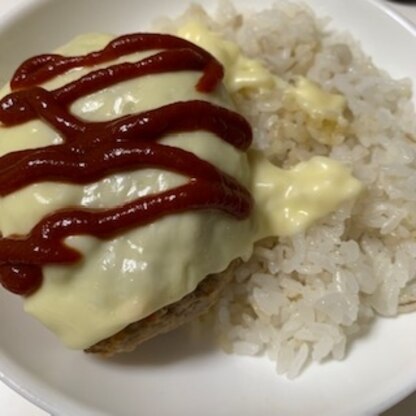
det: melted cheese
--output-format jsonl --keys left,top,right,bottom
{"left": 177, "top": 20, "right": 348, "bottom": 145}
{"left": 250, "top": 151, "right": 363, "bottom": 238}
{"left": 0, "top": 30, "right": 363, "bottom": 349}
{"left": 177, "top": 20, "right": 275, "bottom": 92}
{"left": 286, "top": 76, "right": 348, "bottom": 145}
{"left": 0, "top": 34, "right": 254, "bottom": 348}
{"left": 291, "top": 76, "right": 346, "bottom": 121}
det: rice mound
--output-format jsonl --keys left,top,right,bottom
{"left": 158, "top": 1, "right": 416, "bottom": 378}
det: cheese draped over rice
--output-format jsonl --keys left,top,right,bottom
{"left": 0, "top": 26, "right": 362, "bottom": 349}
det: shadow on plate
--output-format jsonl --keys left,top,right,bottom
{"left": 96, "top": 323, "right": 220, "bottom": 367}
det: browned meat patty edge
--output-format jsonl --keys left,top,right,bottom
{"left": 85, "top": 259, "right": 239, "bottom": 356}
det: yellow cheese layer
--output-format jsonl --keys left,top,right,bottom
{"left": 286, "top": 76, "right": 348, "bottom": 145}
{"left": 251, "top": 151, "right": 362, "bottom": 238}
{"left": 177, "top": 20, "right": 275, "bottom": 92}
{"left": 0, "top": 34, "right": 253, "bottom": 348}
{"left": 177, "top": 20, "right": 348, "bottom": 145}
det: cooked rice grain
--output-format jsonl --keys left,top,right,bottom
{"left": 160, "top": 1, "right": 416, "bottom": 377}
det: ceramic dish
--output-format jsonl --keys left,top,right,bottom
{"left": 0, "top": 0, "right": 415, "bottom": 415}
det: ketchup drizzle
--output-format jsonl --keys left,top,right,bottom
{"left": 0, "top": 33, "right": 253, "bottom": 296}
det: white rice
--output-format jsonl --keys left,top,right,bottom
{"left": 159, "top": 1, "right": 416, "bottom": 377}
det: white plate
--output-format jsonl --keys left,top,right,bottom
{"left": 0, "top": 0, "right": 416, "bottom": 415}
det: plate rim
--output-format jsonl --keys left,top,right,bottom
{"left": 0, "top": 0, "right": 415, "bottom": 415}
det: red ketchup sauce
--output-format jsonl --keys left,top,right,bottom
{"left": 0, "top": 33, "right": 253, "bottom": 296}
